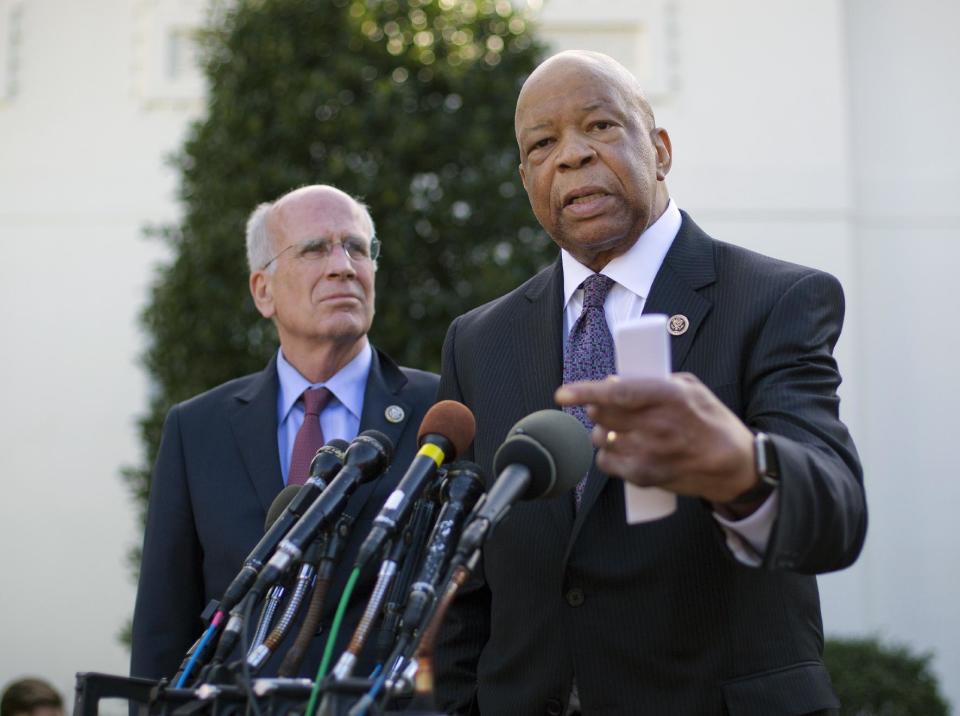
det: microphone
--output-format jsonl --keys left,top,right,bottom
{"left": 217, "top": 439, "right": 350, "bottom": 616}
{"left": 175, "top": 485, "right": 302, "bottom": 685}
{"left": 398, "top": 461, "right": 485, "bottom": 642}
{"left": 355, "top": 401, "right": 476, "bottom": 571}
{"left": 246, "top": 529, "right": 329, "bottom": 672}
{"left": 198, "top": 481, "right": 310, "bottom": 680}
{"left": 454, "top": 409, "right": 592, "bottom": 561}
{"left": 248, "top": 487, "right": 307, "bottom": 651}
{"left": 269, "top": 484, "right": 304, "bottom": 523}
{"left": 397, "top": 411, "right": 592, "bottom": 701}
{"left": 249, "top": 430, "right": 393, "bottom": 601}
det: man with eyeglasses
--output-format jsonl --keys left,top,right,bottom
{"left": 131, "top": 185, "right": 439, "bottom": 681}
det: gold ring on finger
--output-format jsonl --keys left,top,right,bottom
{"left": 606, "top": 430, "right": 618, "bottom": 447}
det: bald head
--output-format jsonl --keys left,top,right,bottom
{"left": 515, "top": 51, "right": 655, "bottom": 143}
{"left": 246, "top": 182, "right": 379, "bottom": 381}
{"left": 246, "top": 185, "right": 375, "bottom": 273}
{"left": 512, "top": 49, "right": 672, "bottom": 272}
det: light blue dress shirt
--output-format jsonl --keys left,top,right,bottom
{"left": 275, "top": 341, "right": 373, "bottom": 485}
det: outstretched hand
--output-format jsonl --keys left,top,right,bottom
{"left": 555, "top": 373, "right": 757, "bottom": 506}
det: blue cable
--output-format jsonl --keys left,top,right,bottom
{"left": 175, "top": 618, "right": 220, "bottom": 688}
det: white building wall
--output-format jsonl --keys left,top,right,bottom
{"left": 0, "top": 0, "right": 203, "bottom": 706}
{"left": 833, "top": 0, "right": 960, "bottom": 703}
{"left": 0, "top": 0, "right": 957, "bottom": 710}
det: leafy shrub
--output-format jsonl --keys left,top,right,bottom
{"left": 825, "top": 637, "right": 950, "bottom": 715}
{"left": 123, "top": 0, "right": 551, "bottom": 621}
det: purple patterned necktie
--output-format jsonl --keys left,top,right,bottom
{"left": 288, "top": 387, "right": 332, "bottom": 486}
{"left": 563, "top": 273, "right": 616, "bottom": 509}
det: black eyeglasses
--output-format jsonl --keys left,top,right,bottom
{"left": 262, "top": 236, "right": 381, "bottom": 270}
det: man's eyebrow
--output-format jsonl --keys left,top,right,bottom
{"left": 519, "top": 100, "right": 617, "bottom": 135}
{"left": 519, "top": 121, "right": 551, "bottom": 136}
{"left": 301, "top": 233, "right": 368, "bottom": 243}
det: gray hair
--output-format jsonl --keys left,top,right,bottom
{"left": 246, "top": 202, "right": 275, "bottom": 272}
{"left": 245, "top": 189, "right": 378, "bottom": 273}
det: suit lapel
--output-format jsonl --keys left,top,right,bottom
{"left": 351, "top": 348, "right": 412, "bottom": 508}
{"left": 643, "top": 212, "right": 716, "bottom": 372}
{"left": 569, "top": 212, "right": 717, "bottom": 544}
{"left": 517, "top": 258, "right": 566, "bottom": 417}
{"left": 513, "top": 259, "right": 576, "bottom": 537}
{"left": 228, "top": 356, "right": 284, "bottom": 513}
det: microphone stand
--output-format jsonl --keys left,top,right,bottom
{"left": 247, "top": 534, "right": 328, "bottom": 672}
{"left": 248, "top": 583, "right": 286, "bottom": 655}
{"left": 373, "top": 483, "right": 443, "bottom": 666}
{"left": 277, "top": 509, "right": 357, "bottom": 676}
{"left": 329, "top": 494, "right": 439, "bottom": 681}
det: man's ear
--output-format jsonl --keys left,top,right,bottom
{"left": 250, "top": 270, "right": 275, "bottom": 319}
{"left": 651, "top": 127, "right": 672, "bottom": 180}
{"left": 518, "top": 162, "right": 527, "bottom": 192}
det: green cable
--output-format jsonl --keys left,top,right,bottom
{"left": 306, "top": 566, "right": 360, "bottom": 716}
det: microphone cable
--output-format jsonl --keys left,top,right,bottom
{"left": 246, "top": 534, "right": 327, "bottom": 673}
{"left": 173, "top": 611, "right": 225, "bottom": 688}
{"left": 373, "top": 487, "right": 442, "bottom": 666}
{"left": 332, "top": 494, "right": 439, "bottom": 681}
{"left": 354, "top": 555, "right": 477, "bottom": 715}
{"left": 350, "top": 463, "right": 483, "bottom": 716}
{"left": 277, "top": 509, "right": 357, "bottom": 677}
{"left": 238, "top": 592, "right": 264, "bottom": 716}
{"left": 409, "top": 556, "right": 477, "bottom": 700}
{"left": 173, "top": 482, "right": 304, "bottom": 687}
{"left": 248, "top": 583, "right": 286, "bottom": 655}
{"left": 306, "top": 566, "right": 361, "bottom": 716}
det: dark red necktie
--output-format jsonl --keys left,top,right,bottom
{"left": 288, "top": 387, "right": 332, "bottom": 486}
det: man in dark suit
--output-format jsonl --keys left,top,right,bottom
{"left": 434, "top": 51, "right": 866, "bottom": 715}
{"left": 131, "top": 185, "right": 438, "bottom": 680}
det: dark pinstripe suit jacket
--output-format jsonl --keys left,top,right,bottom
{"left": 434, "top": 213, "right": 865, "bottom": 716}
{"left": 130, "top": 348, "right": 438, "bottom": 680}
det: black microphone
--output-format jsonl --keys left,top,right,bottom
{"left": 354, "top": 401, "right": 476, "bottom": 571}
{"left": 386, "top": 412, "right": 592, "bottom": 698}
{"left": 454, "top": 410, "right": 592, "bottom": 561}
{"left": 247, "top": 486, "right": 310, "bottom": 652}
{"left": 217, "top": 439, "right": 349, "bottom": 616}
{"left": 201, "top": 481, "right": 309, "bottom": 678}
{"left": 179, "top": 485, "right": 302, "bottom": 684}
{"left": 249, "top": 429, "right": 393, "bottom": 601}
{"left": 396, "top": 461, "right": 486, "bottom": 644}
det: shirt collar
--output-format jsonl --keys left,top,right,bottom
{"left": 561, "top": 198, "right": 682, "bottom": 306}
{"left": 276, "top": 340, "right": 373, "bottom": 424}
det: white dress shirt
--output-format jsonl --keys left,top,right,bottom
{"left": 560, "top": 199, "right": 776, "bottom": 566}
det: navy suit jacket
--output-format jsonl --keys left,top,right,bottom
{"left": 130, "top": 347, "right": 438, "bottom": 680}
{"left": 434, "top": 213, "right": 866, "bottom": 716}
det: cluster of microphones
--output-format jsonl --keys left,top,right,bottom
{"left": 163, "top": 402, "right": 594, "bottom": 716}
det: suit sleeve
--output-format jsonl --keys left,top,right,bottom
{"left": 130, "top": 405, "right": 206, "bottom": 679}
{"left": 433, "top": 317, "right": 488, "bottom": 715}
{"left": 740, "top": 270, "right": 867, "bottom": 574}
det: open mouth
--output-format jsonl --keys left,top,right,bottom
{"left": 562, "top": 186, "right": 612, "bottom": 208}
{"left": 561, "top": 188, "right": 612, "bottom": 216}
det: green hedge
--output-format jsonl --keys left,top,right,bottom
{"left": 826, "top": 637, "right": 950, "bottom": 715}
{"left": 122, "top": 0, "right": 552, "bottom": 636}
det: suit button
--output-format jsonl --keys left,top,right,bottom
{"left": 545, "top": 697, "right": 563, "bottom": 715}
{"left": 565, "top": 587, "right": 585, "bottom": 607}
